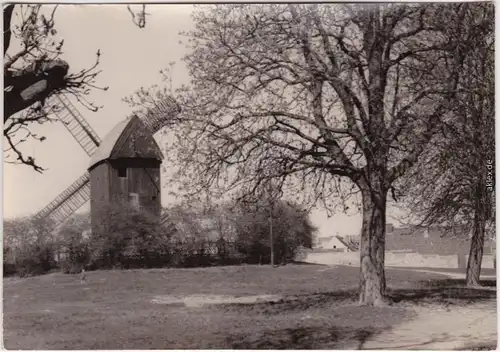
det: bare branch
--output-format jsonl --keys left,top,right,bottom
{"left": 127, "top": 4, "right": 148, "bottom": 29}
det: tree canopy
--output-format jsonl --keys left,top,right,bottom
{"left": 145, "top": 3, "right": 477, "bottom": 305}
{"left": 397, "top": 3, "right": 494, "bottom": 286}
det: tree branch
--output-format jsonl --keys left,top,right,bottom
{"left": 3, "top": 4, "right": 15, "bottom": 55}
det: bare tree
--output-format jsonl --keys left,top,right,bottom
{"left": 4, "top": 4, "right": 148, "bottom": 172}
{"left": 127, "top": 4, "right": 149, "bottom": 29}
{"left": 3, "top": 5, "right": 107, "bottom": 118}
{"left": 3, "top": 5, "right": 106, "bottom": 171}
{"left": 135, "top": 4, "right": 474, "bottom": 305}
{"left": 397, "top": 3, "right": 494, "bottom": 287}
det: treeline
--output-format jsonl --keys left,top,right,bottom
{"left": 4, "top": 197, "right": 316, "bottom": 277}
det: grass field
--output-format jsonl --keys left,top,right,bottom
{"left": 3, "top": 264, "right": 496, "bottom": 349}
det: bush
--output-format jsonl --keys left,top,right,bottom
{"left": 3, "top": 262, "right": 17, "bottom": 277}
{"left": 59, "top": 260, "right": 84, "bottom": 274}
{"left": 233, "top": 198, "right": 316, "bottom": 264}
{"left": 162, "top": 199, "right": 316, "bottom": 267}
{"left": 13, "top": 243, "right": 57, "bottom": 277}
{"left": 293, "top": 245, "right": 311, "bottom": 262}
{"left": 3, "top": 217, "right": 57, "bottom": 277}
{"left": 89, "top": 204, "right": 173, "bottom": 270}
{"left": 2, "top": 198, "right": 316, "bottom": 276}
{"left": 55, "top": 213, "right": 91, "bottom": 273}
{"left": 3, "top": 247, "right": 17, "bottom": 277}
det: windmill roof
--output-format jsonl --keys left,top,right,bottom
{"left": 88, "top": 116, "right": 133, "bottom": 168}
{"left": 88, "top": 115, "right": 162, "bottom": 169}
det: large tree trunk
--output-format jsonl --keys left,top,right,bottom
{"left": 356, "top": 6, "right": 392, "bottom": 306}
{"left": 358, "top": 182, "right": 389, "bottom": 306}
{"left": 466, "top": 183, "right": 487, "bottom": 287}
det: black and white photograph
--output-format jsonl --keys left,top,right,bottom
{"left": 2, "top": 2, "right": 496, "bottom": 349}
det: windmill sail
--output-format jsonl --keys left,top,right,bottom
{"left": 34, "top": 94, "right": 181, "bottom": 231}
{"left": 139, "top": 96, "right": 181, "bottom": 134}
{"left": 51, "top": 94, "right": 102, "bottom": 156}
{"left": 34, "top": 173, "right": 90, "bottom": 225}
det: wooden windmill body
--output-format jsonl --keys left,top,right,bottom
{"left": 88, "top": 116, "right": 163, "bottom": 236}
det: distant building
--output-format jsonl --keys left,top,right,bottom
{"left": 315, "top": 236, "right": 350, "bottom": 252}
{"left": 88, "top": 115, "right": 163, "bottom": 237}
{"left": 315, "top": 236, "right": 333, "bottom": 248}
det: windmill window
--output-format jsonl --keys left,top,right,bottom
{"left": 118, "top": 167, "right": 127, "bottom": 178}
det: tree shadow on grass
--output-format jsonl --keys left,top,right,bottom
{"left": 218, "top": 289, "right": 358, "bottom": 315}
{"left": 225, "top": 325, "right": 379, "bottom": 349}
{"left": 215, "top": 279, "right": 497, "bottom": 349}
{"left": 418, "top": 278, "right": 496, "bottom": 288}
{"left": 389, "top": 280, "right": 496, "bottom": 306}
{"left": 219, "top": 278, "right": 496, "bottom": 316}
{"left": 215, "top": 291, "right": 414, "bottom": 349}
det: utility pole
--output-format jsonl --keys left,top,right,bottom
{"left": 269, "top": 208, "right": 274, "bottom": 266}
{"left": 267, "top": 181, "right": 275, "bottom": 267}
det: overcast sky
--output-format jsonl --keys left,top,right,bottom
{"left": 3, "top": 4, "right": 404, "bottom": 237}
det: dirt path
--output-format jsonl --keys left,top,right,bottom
{"left": 362, "top": 301, "right": 497, "bottom": 350}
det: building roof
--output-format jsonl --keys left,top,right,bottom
{"left": 315, "top": 236, "right": 348, "bottom": 249}
{"left": 327, "top": 236, "right": 347, "bottom": 248}
{"left": 89, "top": 115, "right": 163, "bottom": 169}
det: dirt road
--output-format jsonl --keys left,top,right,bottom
{"left": 362, "top": 300, "right": 497, "bottom": 350}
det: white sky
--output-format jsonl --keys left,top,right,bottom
{"left": 3, "top": 4, "right": 404, "bottom": 237}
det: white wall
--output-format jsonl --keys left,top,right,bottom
{"left": 301, "top": 250, "right": 495, "bottom": 269}
{"left": 304, "top": 251, "right": 358, "bottom": 266}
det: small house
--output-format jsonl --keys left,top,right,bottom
{"left": 315, "top": 236, "right": 349, "bottom": 252}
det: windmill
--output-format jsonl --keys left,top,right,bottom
{"left": 31, "top": 93, "right": 180, "bottom": 233}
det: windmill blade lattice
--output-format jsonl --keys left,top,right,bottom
{"left": 35, "top": 173, "right": 91, "bottom": 225}
{"left": 139, "top": 96, "right": 181, "bottom": 134}
{"left": 51, "top": 94, "right": 102, "bottom": 156}
{"left": 33, "top": 94, "right": 181, "bottom": 230}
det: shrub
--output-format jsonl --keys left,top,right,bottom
{"left": 89, "top": 204, "right": 173, "bottom": 269}
{"left": 14, "top": 242, "right": 57, "bottom": 277}
{"left": 55, "top": 213, "right": 91, "bottom": 273}
{"left": 233, "top": 198, "right": 316, "bottom": 264}
{"left": 3, "top": 217, "right": 57, "bottom": 277}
